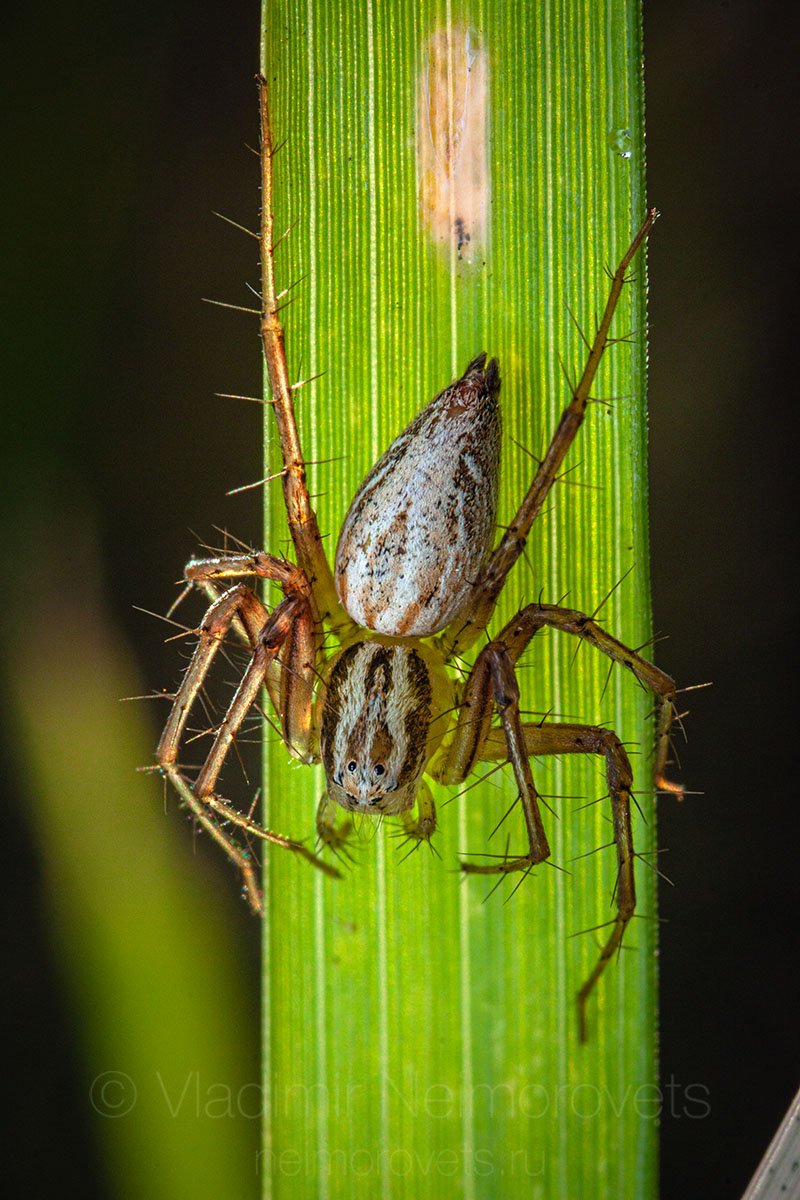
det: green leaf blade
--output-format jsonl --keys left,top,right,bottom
{"left": 261, "top": 2, "right": 656, "bottom": 1196}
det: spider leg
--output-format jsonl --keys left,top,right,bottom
{"left": 257, "top": 74, "right": 349, "bottom": 633}
{"left": 157, "top": 583, "right": 337, "bottom": 911}
{"left": 180, "top": 552, "right": 318, "bottom": 743}
{"left": 192, "top": 593, "right": 309, "bottom": 795}
{"left": 437, "top": 611, "right": 660, "bottom": 1039}
{"left": 437, "top": 641, "right": 551, "bottom": 870}
{"left": 442, "top": 208, "right": 658, "bottom": 658}
{"left": 157, "top": 582, "right": 268, "bottom": 767}
{"left": 494, "top": 601, "right": 681, "bottom": 795}
{"left": 160, "top": 767, "right": 265, "bottom": 913}
{"left": 476, "top": 720, "right": 635, "bottom": 1043}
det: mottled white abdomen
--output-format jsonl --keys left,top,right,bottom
{"left": 335, "top": 354, "right": 501, "bottom": 637}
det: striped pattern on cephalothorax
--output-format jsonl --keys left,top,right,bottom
{"left": 319, "top": 640, "right": 441, "bottom": 815}
{"left": 334, "top": 354, "right": 501, "bottom": 637}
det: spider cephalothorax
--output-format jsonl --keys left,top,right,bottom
{"left": 319, "top": 639, "right": 452, "bottom": 816}
{"left": 156, "top": 75, "right": 681, "bottom": 1040}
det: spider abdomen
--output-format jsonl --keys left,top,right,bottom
{"left": 334, "top": 354, "right": 501, "bottom": 637}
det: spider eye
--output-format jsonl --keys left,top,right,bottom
{"left": 347, "top": 760, "right": 357, "bottom": 773}
{"left": 374, "top": 764, "right": 385, "bottom": 777}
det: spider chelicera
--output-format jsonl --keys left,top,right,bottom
{"left": 156, "top": 75, "right": 681, "bottom": 1040}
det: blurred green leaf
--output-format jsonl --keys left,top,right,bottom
{"left": 4, "top": 524, "right": 258, "bottom": 1200}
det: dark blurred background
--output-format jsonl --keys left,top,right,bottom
{"left": 2, "top": 1, "right": 797, "bottom": 1197}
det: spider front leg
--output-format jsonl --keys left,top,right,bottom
{"left": 179, "top": 552, "right": 321, "bottom": 761}
{"left": 475, "top": 720, "right": 636, "bottom": 1042}
{"left": 495, "top": 601, "right": 682, "bottom": 795}
{"left": 437, "top": 641, "right": 551, "bottom": 873}
{"left": 438, "top": 599, "right": 679, "bottom": 1039}
{"left": 157, "top": 566, "right": 338, "bottom": 911}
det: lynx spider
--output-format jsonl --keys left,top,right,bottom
{"left": 156, "top": 75, "right": 681, "bottom": 1040}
